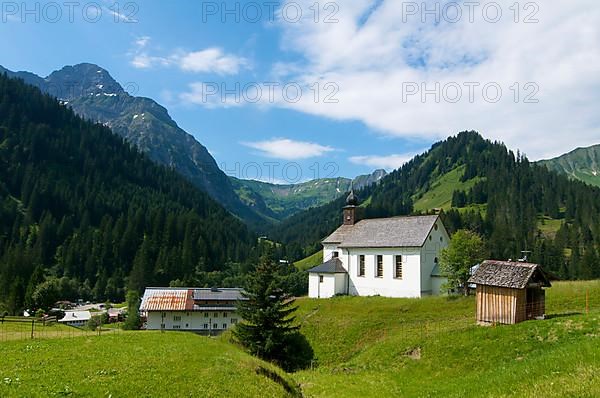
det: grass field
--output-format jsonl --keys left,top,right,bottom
{"left": 1, "top": 281, "right": 598, "bottom": 397}
{"left": 295, "top": 251, "right": 323, "bottom": 271}
{"left": 413, "top": 166, "right": 483, "bottom": 212}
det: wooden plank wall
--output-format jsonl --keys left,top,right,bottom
{"left": 476, "top": 285, "right": 521, "bottom": 324}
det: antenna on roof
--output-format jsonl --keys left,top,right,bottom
{"left": 518, "top": 250, "right": 531, "bottom": 262}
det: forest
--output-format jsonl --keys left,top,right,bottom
{"left": 272, "top": 132, "right": 600, "bottom": 280}
{"left": 0, "top": 73, "right": 261, "bottom": 314}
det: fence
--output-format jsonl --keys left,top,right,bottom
{"left": 0, "top": 316, "right": 122, "bottom": 342}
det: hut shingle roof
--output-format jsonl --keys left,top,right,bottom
{"left": 467, "top": 260, "right": 551, "bottom": 289}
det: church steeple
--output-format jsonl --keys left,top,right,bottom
{"left": 343, "top": 183, "right": 359, "bottom": 225}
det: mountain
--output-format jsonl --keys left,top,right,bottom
{"left": 0, "top": 73, "right": 255, "bottom": 313}
{"left": 272, "top": 132, "right": 600, "bottom": 281}
{"left": 0, "top": 64, "right": 268, "bottom": 229}
{"left": 231, "top": 170, "right": 387, "bottom": 220}
{"left": 538, "top": 145, "right": 600, "bottom": 187}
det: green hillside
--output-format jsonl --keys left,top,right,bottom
{"left": 538, "top": 144, "right": 600, "bottom": 187}
{"left": 0, "top": 332, "right": 296, "bottom": 397}
{"left": 271, "top": 132, "right": 600, "bottom": 280}
{"left": 2, "top": 281, "right": 599, "bottom": 397}
{"left": 293, "top": 280, "right": 600, "bottom": 397}
{"left": 295, "top": 251, "right": 323, "bottom": 271}
{"left": 0, "top": 72, "right": 254, "bottom": 312}
{"left": 413, "top": 165, "right": 483, "bottom": 211}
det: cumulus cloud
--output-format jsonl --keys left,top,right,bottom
{"left": 349, "top": 153, "right": 414, "bottom": 171}
{"left": 267, "top": 0, "right": 600, "bottom": 160}
{"left": 242, "top": 138, "right": 335, "bottom": 160}
{"left": 128, "top": 38, "right": 247, "bottom": 75}
{"left": 179, "top": 49, "right": 247, "bottom": 75}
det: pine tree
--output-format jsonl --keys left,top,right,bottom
{"left": 233, "top": 249, "right": 299, "bottom": 368}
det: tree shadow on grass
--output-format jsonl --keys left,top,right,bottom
{"left": 280, "top": 331, "right": 315, "bottom": 372}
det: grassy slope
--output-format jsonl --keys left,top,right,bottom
{"left": 1, "top": 281, "right": 599, "bottom": 397}
{"left": 295, "top": 251, "right": 324, "bottom": 271}
{"left": 413, "top": 166, "right": 483, "bottom": 212}
{"left": 0, "top": 332, "right": 293, "bottom": 398}
{"left": 294, "top": 280, "right": 600, "bottom": 397}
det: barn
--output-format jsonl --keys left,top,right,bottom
{"left": 468, "top": 260, "right": 551, "bottom": 325}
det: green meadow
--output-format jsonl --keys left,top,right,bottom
{"left": 1, "top": 281, "right": 599, "bottom": 397}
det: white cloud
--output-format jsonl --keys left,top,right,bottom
{"left": 266, "top": 0, "right": 600, "bottom": 160}
{"left": 180, "top": 49, "right": 247, "bottom": 75}
{"left": 128, "top": 38, "right": 247, "bottom": 75}
{"left": 242, "top": 138, "right": 335, "bottom": 160}
{"left": 349, "top": 154, "right": 414, "bottom": 171}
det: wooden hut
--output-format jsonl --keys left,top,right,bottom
{"left": 468, "top": 260, "right": 551, "bottom": 325}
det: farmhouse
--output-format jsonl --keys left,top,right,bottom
{"left": 140, "top": 287, "right": 246, "bottom": 332}
{"left": 468, "top": 260, "right": 552, "bottom": 324}
{"left": 59, "top": 311, "right": 92, "bottom": 327}
{"left": 308, "top": 191, "right": 450, "bottom": 298}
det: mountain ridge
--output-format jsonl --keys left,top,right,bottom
{"left": 0, "top": 63, "right": 270, "bottom": 229}
{"left": 538, "top": 144, "right": 600, "bottom": 187}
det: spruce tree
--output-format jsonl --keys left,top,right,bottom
{"left": 233, "top": 249, "right": 299, "bottom": 367}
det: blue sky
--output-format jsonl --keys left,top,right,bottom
{"left": 1, "top": 0, "right": 599, "bottom": 183}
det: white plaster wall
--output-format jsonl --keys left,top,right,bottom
{"left": 308, "top": 273, "right": 339, "bottom": 298}
{"left": 420, "top": 219, "right": 450, "bottom": 295}
{"left": 431, "top": 276, "right": 447, "bottom": 296}
{"left": 308, "top": 273, "right": 320, "bottom": 298}
{"left": 334, "top": 273, "right": 347, "bottom": 295}
{"left": 342, "top": 248, "right": 422, "bottom": 298}
{"left": 146, "top": 311, "right": 240, "bottom": 330}
{"left": 323, "top": 244, "right": 341, "bottom": 263}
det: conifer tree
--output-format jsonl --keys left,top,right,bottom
{"left": 233, "top": 249, "right": 299, "bottom": 368}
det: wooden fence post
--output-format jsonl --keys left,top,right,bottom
{"left": 31, "top": 319, "right": 35, "bottom": 339}
{"left": 586, "top": 290, "right": 589, "bottom": 315}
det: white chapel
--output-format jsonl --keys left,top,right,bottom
{"left": 308, "top": 191, "right": 450, "bottom": 298}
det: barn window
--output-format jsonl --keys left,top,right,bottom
{"left": 173, "top": 325, "right": 181, "bottom": 329}
{"left": 376, "top": 255, "right": 383, "bottom": 278}
{"left": 434, "top": 224, "right": 439, "bottom": 231}
{"left": 440, "top": 236, "right": 443, "bottom": 242}
{"left": 332, "top": 251, "right": 339, "bottom": 258}
{"left": 203, "top": 323, "right": 208, "bottom": 329}
{"left": 213, "top": 323, "right": 218, "bottom": 329}
{"left": 204, "top": 312, "right": 209, "bottom": 318}
{"left": 319, "top": 275, "right": 324, "bottom": 283}
{"left": 173, "top": 316, "right": 181, "bottom": 322}
{"left": 395, "top": 256, "right": 403, "bottom": 279}
{"left": 223, "top": 312, "right": 228, "bottom": 318}
{"left": 223, "top": 323, "right": 227, "bottom": 329}
{"left": 359, "top": 255, "right": 365, "bottom": 277}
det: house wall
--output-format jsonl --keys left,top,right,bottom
{"left": 342, "top": 247, "right": 423, "bottom": 298}
{"left": 323, "top": 244, "right": 340, "bottom": 261}
{"left": 308, "top": 273, "right": 341, "bottom": 298}
{"left": 146, "top": 310, "right": 240, "bottom": 331}
{"left": 431, "top": 277, "right": 446, "bottom": 296}
{"left": 420, "top": 219, "right": 450, "bottom": 295}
